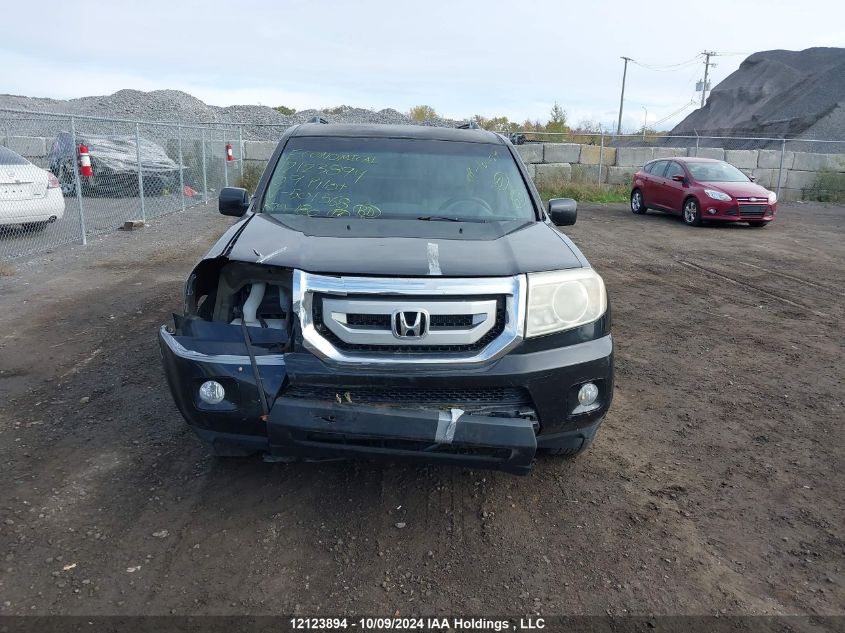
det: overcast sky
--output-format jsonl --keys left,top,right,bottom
{"left": 2, "top": 0, "right": 843, "bottom": 131}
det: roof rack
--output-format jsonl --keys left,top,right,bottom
{"left": 307, "top": 116, "right": 329, "bottom": 124}
{"left": 457, "top": 121, "right": 481, "bottom": 130}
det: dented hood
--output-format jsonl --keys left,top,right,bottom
{"left": 213, "top": 213, "right": 585, "bottom": 277}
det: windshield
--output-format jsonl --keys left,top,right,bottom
{"left": 0, "top": 147, "right": 29, "bottom": 165}
{"left": 687, "top": 161, "right": 750, "bottom": 182}
{"left": 262, "top": 136, "right": 535, "bottom": 222}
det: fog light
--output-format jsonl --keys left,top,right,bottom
{"left": 708, "top": 208, "right": 718, "bottom": 215}
{"left": 199, "top": 380, "right": 226, "bottom": 405}
{"left": 577, "top": 382, "right": 599, "bottom": 407}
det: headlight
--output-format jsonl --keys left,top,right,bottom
{"left": 526, "top": 269, "right": 607, "bottom": 338}
{"left": 768, "top": 191, "right": 777, "bottom": 204}
{"left": 704, "top": 189, "right": 731, "bottom": 201}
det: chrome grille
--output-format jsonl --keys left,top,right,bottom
{"left": 313, "top": 295, "right": 505, "bottom": 352}
{"left": 293, "top": 270, "right": 526, "bottom": 366}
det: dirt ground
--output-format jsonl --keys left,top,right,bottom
{"left": 0, "top": 201, "right": 842, "bottom": 618}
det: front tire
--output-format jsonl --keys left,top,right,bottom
{"left": 21, "top": 221, "right": 49, "bottom": 233}
{"left": 59, "top": 166, "right": 76, "bottom": 197}
{"left": 682, "top": 198, "right": 702, "bottom": 226}
{"left": 630, "top": 189, "right": 647, "bottom": 214}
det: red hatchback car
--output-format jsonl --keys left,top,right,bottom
{"left": 630, "top": 157, "right": 777, "bottom": 227}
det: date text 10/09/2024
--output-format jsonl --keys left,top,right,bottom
{"left": 290, "top": 617, "right": 547, "bottom": 630}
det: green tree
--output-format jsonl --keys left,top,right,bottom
{"left": 409, "top": 105, "right": 438, "bottom": 121}
{"left": 275, "top": 105, "right": 296, "bottom": 115}
{"left": 545, "top": 101, "right": 568, "bottom": 134}
{"left": 573, "top": 118, "right": 604, "bottom": 144}
{"left": 519, "top": 119, "right": 543, "bottom": 133}
{"left": 473, "top": 114, "right": 514, "bottom": 132}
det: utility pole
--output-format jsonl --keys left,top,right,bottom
{"left": 642, "top": 107, "right": 648, "bottom": 139}
{"left": 700, "top": 51, "right": 716, "bottom": 108}
{"left": 616, "top": 56, "right": 632, "bottom": 136}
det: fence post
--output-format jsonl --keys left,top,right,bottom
{"left": 201, "top": 127, "right": 208, "bottom": 204}
{"left": 238, "top": 125, "right": 244, "bottom": 179}
{"left": 776, "top": 138, "right": 786, "bottom": 198}
{"left": 70, "top": 117, "right": 87, "bottom": 245}
{"left": 224, "top": 136, "right": 229, "bottom": 188}
{"left": 4, "top": 121, "right": 10, "bottom": 148}
{"left": 695, "top": 132, "right": 700, "bottom": 158}
{"left": 598, "top": 131, "right": 604, "bottom": 185}
{"left": 177, "top": 122, "right": 185, "bottom": 212}
{"left": 135, "top": 122, "right": 146, "bottom": 223}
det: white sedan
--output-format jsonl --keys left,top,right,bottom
{"left": 0, "top": 146, "right": 65, "bottom": 231}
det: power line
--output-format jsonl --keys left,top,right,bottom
{"left": 651, "top": 100, "right": 697, "bottom": 127}
{"left": 630, "top": 54, "right": 704, "bottom": 72}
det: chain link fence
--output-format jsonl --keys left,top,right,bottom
{"left": 2, "top": 107, "right": 844, "bottom": 261}
{"left": 0, "top": 108, "right": 261, "bottom": 261}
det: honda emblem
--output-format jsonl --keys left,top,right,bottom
{"left": 393, "top": 310, "right": 428, "bottom": 339}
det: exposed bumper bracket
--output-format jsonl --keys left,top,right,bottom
{"left": 268, "top": 398, "right": 538, "bottom": 474}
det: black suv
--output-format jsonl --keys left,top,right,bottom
{"left": 159, "top": 122, "right": 613, "bottom": 474}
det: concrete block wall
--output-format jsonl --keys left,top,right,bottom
{"left": 534, "top": 163, "right": 571, "bottom": 188}
{"left": 6, "top": 136, "right": 47, "bottom": 158}
{"left": 509, "top": 141, "right": 844, "bottom": 201}
{"left": 758, "top": 149, "right": 793, "bottom": 169}
{"left": 571, "top": 164, "right": 607, "bottom": 183}
{"left": 543, "top": 143, "right": 580, "bottom": 163}
{"left": 2, "top": 135, "right": 843, "bottom": 202}
{"left": 724, "top": 150, "right": 758, "bottom": 169}
{"left": 578, "top": 145, "right": 616, "bottom": 166}
{"left": 688, "top": 147, "right": 725, "bottom": 160}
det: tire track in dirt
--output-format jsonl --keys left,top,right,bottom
{"left": 1, "top": 202, "right": 843, "bottom": 617}
{"left": 678, "top": 260, "right": 830, "bottom": 318}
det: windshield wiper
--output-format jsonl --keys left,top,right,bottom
{"left": 417, "top": 215, "right": 487, "bottom": 223}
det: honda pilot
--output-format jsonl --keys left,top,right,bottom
{"left": 159, "top": 122, "right": 613, "bottom": 474}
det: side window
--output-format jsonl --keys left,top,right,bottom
{"left": 649, "top": 161, "right": 669, "bottom": 177}
{"left": 643, "top": 162, "right": 656, "bottom": 173}
{"left": 664, "top": 162, "right": 684, "bottom": 179}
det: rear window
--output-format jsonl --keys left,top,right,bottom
{"left": 648, "top": 161, "right": 669, "bottom": 176}
{"left": 0, "top": 146, "right": 30, "bottom": 166}
{"left": 262, "top": 136, "right": 535, "bottom": 222}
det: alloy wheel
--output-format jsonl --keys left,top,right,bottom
{"left": 684, "top": 200, "right": 699, "bottom": 225}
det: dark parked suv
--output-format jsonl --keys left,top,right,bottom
{"left": 159, "top": 122, "right": 613, "bottom": 474}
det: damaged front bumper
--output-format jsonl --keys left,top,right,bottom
{"left": 159, "top": 317, "right": 612, "bottom": 475}
{"left": 268, "top": 399, "right": 537, "bottom": 474}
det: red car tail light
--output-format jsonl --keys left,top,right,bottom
{"left": 47, "top": 173, "right": 60, "bottom": 189}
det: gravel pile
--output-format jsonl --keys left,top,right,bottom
{"left": 671, "top": 47, "right": 845, "bottom": 147}
{"left": 0, "top": 89, "right": 463, "bottom": 139}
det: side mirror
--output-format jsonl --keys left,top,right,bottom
{"left": 219, "top": 187, "right": 250, "bottom": 217}
{"left": 671, "top": 174, "right": 686, "bottom": 182}
{"left": 548, "top": 198, "right": 577, "bottom": 226}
